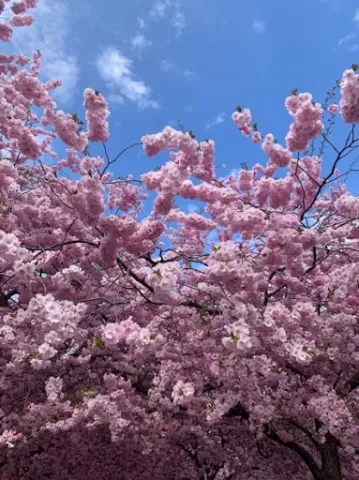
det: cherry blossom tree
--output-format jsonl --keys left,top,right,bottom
{"left": 1, "top": 1, "right": 359, "bottom": 479}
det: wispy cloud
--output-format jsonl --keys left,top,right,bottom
{"left": 131, "top": 32, "right": 152, "bottom": 54}
{"left": 160, "top": 59, "right": 195, "bottom": 79}
{"left": 10, "top": 0, "right": 78, "bottom": 105}
{"left": 161, "top": 60, "right": 176, "bottom": 72}
{"left": 172, "top": 9, "right": 186, "bottom": 37}
{"left": 184, "top": 105, "right": 193, "bottom": 112}
{"left": 252, "top": 20, "right": 266, "bottom": 34}
{"left": 187, "top": 203, "right": 199, "bottom": 213}
{"left": 150, "top": 1, "right": 170, "bottom": 18}
{"left": 333, "top": 8, "right": 359, "bottom": 52}
{"left": 338, "top": 33, "right": 356, "bottom": 46}
{"left": 96, "top": 47, "right": 158, "bottom": 109}
{"left": 137, "top": 17, "right": 146, "bottom": 29}
{"left": 337, "top": 32, "right": 359, "bottom": 52}
{"left": 149, "top": 0, "right": 186, "bottom": 37}
{"left": 183, "top": 68, "right": 195, "bottom": 80}
{"left": 348, "top": 44, "right": 359, "bottom": 52}
{"left": 206, "top": 112, "right": 226, "bottom": 129}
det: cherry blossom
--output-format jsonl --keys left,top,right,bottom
{"left": 0, "top": 3, "right": 359, "bottom": 479}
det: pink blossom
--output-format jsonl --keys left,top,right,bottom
{"left": 47, "top": 110, "right": 88, "bottom": 151}
{"left": 11, "top": 15, "right": 33, "bottom": 27}
{"left": 172, "top": 380, "right": 195, "bottom": 404}
{"left": 25, "top": 0, "right": 37, "bottom": 7}
{"left": 328, "top": 103, "right": 339, "bottom": 114}
{"left": 102, "top": 318, "right": 140, "bottom": 346}
{"left": 38, "top": 342, "right": 57, "bottom": 360}
{"left": 45, "top": 377, "right": 63, "bottom": 403}
{"left": 222, "top": 319, "right": 252, "bottom": 350}
{"left": 262, "top": 135, "right": 292, "bottom": 167}
{"left": 0, "top": 23, "right": 12, "bottom": 42}
{"left": 0, "top": 8, "right": 359, "bottom": 478}
{"left": 231, "top": 108, "right": 252, "bottom": 136}
{"left": 11, "top": 1, "right": 28, "bottom": 14}
{"left": 83, "top": 88, "right": 110, "bottom": 142}
{"left": 340, "top": 68, "right": 359, "bottom": 123}
{"left": 252, "top": 130, "right": 262, "bottom": 143}
{"left": 284, "top": 92, "right": 323, "bottom": 151}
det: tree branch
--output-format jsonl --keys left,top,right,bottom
{"left": 265, "top": 425, "right": 320, "bottom": 479}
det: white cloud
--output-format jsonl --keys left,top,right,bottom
{"left": 349, "top": 44, "right": 359, "bottom": 52}
{"left": 172, "top": 10, "right": 186, "bottom": 37}
{"left": 10, "top": 0, "right": 78, "bottom": 105}
{"left": 184, "top": 105, "right": 193, "bottom": 112}
{"left": 337, "top": 32, "right": 359, "bottom": 52}
{"left": 336, "top": 9, "right": 359, "bottom": 51}
{"left": 252, "top": 20, "right": 266, "bottom": 34}
{"left": 183, "top": 69, "right": 195, "bottom": 80}
{"left": 206, "top": 113, "right": 226, "bottom": 129}
{"left": 96, "top": 47, "right": 158, "bottom": 109}
{"left": 150, "top": 1, "right": 170, "bottom": 18}
{"left": 161, "top": 60, "right": 176, "bottom": 72}
{"left": 161, "top": 60, "right": 195, "bottom": 79}
{"left": 138, "top": 17, "right": 146, "bottom": 29}
{"left": 149, "top": 0, "right": 186, "bottom": 37}
{"left": 131, "top": 32, "right": 152, "bottom": 53}
{"left": 338, "top": 33, "right": 356, "bottom": 45}
{"left": 187, "top": 203, "right": 199, "bottom": 213}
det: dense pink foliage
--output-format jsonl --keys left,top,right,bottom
{"left": 83, "top": 88, "right": 110, "bottom": 142}
{"left": 1, "top": 3, "right": 359, "bottom": 480}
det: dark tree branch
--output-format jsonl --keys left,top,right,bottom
{"left": 265, "top": 425, "right": 321, "bottom": 479}
{"left": 116, "top": 257, "right": 155, "bottom": 293}
{"left": 223, "top": 402, "right": 250, "bottom": 420}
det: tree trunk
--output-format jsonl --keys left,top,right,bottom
{"left": 316, "top": 433, "right": 341, "bottom": 480}
{"left": 266, "top": 425, "right": 342, "bottom": 480}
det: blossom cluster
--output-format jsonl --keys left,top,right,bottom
{"left": 83, "top": 88, "right": 110, "bottom": 142}
{"left": 285, "top": 92, "right": 323, "bottom": 151}
{"left": 340, "top": 68, "right": 359, "bottom": 123}
{"left": 1, "top": 3, "right": 359, "bottom": 479}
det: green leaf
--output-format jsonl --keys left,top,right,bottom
{"left": 236, "top": 105, "right": 242, "bottom": 113}
{"left": 291, "top": 88, "right": 298, "bottom": 96}
{"left": 93, "top": 335, "right": 105, "bottom": 350}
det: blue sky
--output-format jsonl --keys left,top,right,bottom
{"left": 7, "top": 0, "right": 359, "bottom": 215}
